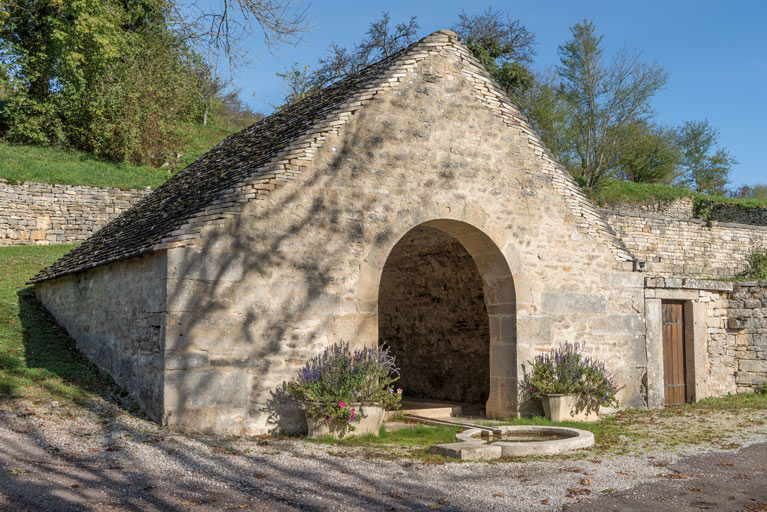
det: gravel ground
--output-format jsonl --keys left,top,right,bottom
{"left": 0, "top": 397, "right": 766, "bottom": 511}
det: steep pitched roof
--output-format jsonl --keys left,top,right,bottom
{"left": 31, "top": 30, "right": 633, "bottom": 284}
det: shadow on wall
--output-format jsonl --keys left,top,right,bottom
{"left": 162, "top": 109, "right": 414, "bottom": 434}
{"left": 15, "top": 288, "right": 121, "bottom": 404}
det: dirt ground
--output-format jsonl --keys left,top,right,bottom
{"left": 0, "top": 396, "right": 765, "bottom": 511}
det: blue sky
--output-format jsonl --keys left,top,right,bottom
{"left": 222, "top": 1, "right": 766, "bottom": 187}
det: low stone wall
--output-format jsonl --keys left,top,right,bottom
{"left": 603, "top": 210, "right": 767, "bottom": 278}
{"left": 0, "top": 179, "right": 150, "bottom": 246}
{"left": 710, "top": 203, "right": 767, "bottom": 226}
{"left": 606, "top": 197, "right": 694, "bottom": 219}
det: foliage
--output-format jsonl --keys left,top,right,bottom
{"left": 280, "top": 10, "right": 418, "bottom": 104}
{"left": 615, "top": 121, "right": 681, "bottom": 183}
{"left": 0, "top": 244, "right": 114, "bottom": 401}
{"left": 452, "top": 8, "right": 536, "bottom": 100}
{"left": 285, "top": 343, "right": 401, "bottom": 428}
{"left": 589, "top": 179, "right": 767, "bottom": 214}
{"left": 557, "top": 20, "right": 668, "bottom": 189}
{"left": 523, "top": 342, "right": 621, "bottom": 407}
{"left": 730, "top": 184, "right": 767, "bottom": 201}
{"left": 275, "top": 62, "right": 319, "bottom": 108}
{"left": 676, "top": 119, "right": 737, "bottom": 195}
{"left": 0, "top": 0, "right": 275, "bottom": 165}
{"left": 745, "top": 250, "right": 767, "bottom": 280}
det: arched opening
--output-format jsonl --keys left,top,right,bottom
{"left": 376, "top": 219, "right": 516, "bottom": 417}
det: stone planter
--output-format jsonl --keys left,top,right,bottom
{"left": 541, "top": 394, "right": 599, "bottom": 422}
{"left": 306, "top": 404, "right": 385, "bottom": 438}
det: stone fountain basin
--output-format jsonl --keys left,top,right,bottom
{"left": 429, "top": 425, "right": 595, "bottom": 460}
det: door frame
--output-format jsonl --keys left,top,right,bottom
{"left": 645, "top": 292, "right": 708, "bottom": 409}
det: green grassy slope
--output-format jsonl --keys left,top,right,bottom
{"left": 0, "top": 123, "right": 236, "bottom": 190}
{"left": 0, "top": 244, "right": 113, "bottom": 402}
{"left": 591, "top": 179, "right": 767, "bottom": 209}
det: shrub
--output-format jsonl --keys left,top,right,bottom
{"left": 523, "top": 342, "right": 622, "bottom": 408}
{"left": 285, "top": 343, "right": 402, "bottom": 428}
{"left": 746, "top": 250, "right": 767, "bottom": 280}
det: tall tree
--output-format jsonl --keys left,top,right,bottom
{"left": 615, "top": 121, "right": 681, "bottom": 183}
{"left": 557, "top": 20, "right": 668, "bottom": 188}
{"left": 676, "top": 119, "right": 736, "bottom": 195}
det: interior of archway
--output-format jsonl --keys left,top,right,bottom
{"left": 378, "top": 225, "right": 490, "bottom": 405}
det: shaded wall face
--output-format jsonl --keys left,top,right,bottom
{"left": 34, "top": 252, "right": 166, "bottom": 420}
{"left": 379, "top": 226, "right": 489, "bottom": 404}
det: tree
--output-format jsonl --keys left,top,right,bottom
{"left": 0, "top": 0, "right": 296, "bottom": 163}
{"left": 275, "top": 62, "right": 317, "bottom": 107}
{"left": 615, "top": 121, "right": 681, "bottom": 183}
{"left": 676, "top": 119, "right": 737, "bottom": 195}
{"left": 310, "top": 11, "right": 419, "bottom": 91}
{"left": 730, "top": 184, "right": 767, "bottom": 200}
{"left": 452, "top": 8, "right": 536, "bottom": 100}
{"left": 557, "top": 20, "right": 668, "bottom": 188}
{"left": 182, "top": 0, "right": 310, "bottom": 66}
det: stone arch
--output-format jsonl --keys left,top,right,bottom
{"left": 360, "top": 218, "right": 517, "bottom": 418}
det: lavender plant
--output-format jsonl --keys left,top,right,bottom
{"left": 523, "top": 342, "right": 622, "bottom": 407}
{"left": 285, "top": 343, "right": 402, "bottom": 427}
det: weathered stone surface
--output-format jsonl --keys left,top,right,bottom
{"left": 429, "top": 442, "right": 502, "bottom": 460}
{"left": 33, "top": 30, "right": 649, "bottom": 434}
{"left": 34, "top": 251, "right": 166, "bottom": 420}
{"left": 379, "top": 226, "right": 489, "bottom": 404}
{"left": 604, "top": 206, "right": 767, "bottom": 279}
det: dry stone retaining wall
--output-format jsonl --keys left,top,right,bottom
{"left": 0, "top": 179, "right": 149, "bottom": 246}
{"left": 603, "top": 208, "right": 767, "bottom": 278}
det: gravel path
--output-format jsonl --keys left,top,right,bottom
{"left": 0, "top": 397, "right": 765, "bottom": 511}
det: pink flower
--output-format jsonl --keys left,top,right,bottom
{"left": 396, "top": 388, "right": 403, "bottom": 394}
{"left": 339, "top": 401, "right": 345, "bottom": 408}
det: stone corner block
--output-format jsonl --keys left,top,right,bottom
{"left": 429, "top": 442, "right": 502, "bottom": 460}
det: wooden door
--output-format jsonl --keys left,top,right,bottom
{"left": 662, "top": 301, "right": 687, "bottom": 406}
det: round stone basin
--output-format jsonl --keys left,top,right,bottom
{"left": 430, "top": 425, "right": 594, "bottom": 460}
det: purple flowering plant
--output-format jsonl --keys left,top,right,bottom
{"left": 522, "top": 342, "right": 622, "bottom": 408}
{"left": 285, "top": 342, "right": 401, "bottom": 428}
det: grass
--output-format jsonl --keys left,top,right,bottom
{"left": 0, "top": 123, "right": 236, "bottom": 190}
{"left": 0, "top": 244, "right": 113, "bottom": 402}
{"left": 590, "top": 179, "right": 767, "bottom": 210}
{"left": 309, "top": 424, "right": 462, "bottom": 447}
{"left": 304, "top": 391, "right": 767, "bottom": 462}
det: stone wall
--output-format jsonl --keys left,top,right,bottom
{"left": 710, "top": 203, "right": 767, "bottom": 226}
{"left": 605, "top": 197, "right": 695, "bottom": 220}
{"left": 603, "top": 209, "right": 767, "bottom": 278}
{"left": 726, "top": 282, "right": 767, "bottom": 393}
{"left": 0, "top": 179, "right": 149, "bottom": 246}
{"left": 379, "top": 225, "right": 490, "bottom": 404}
{"left": 644, "top": 277, "right": 767, "bottom": 405}
{"left": 35, "top": 252, "right": 166, "bottom": 420}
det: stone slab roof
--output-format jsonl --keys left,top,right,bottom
{"left": 31, "top": 30, "right": 633, "bottom": 284}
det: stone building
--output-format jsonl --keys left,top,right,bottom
{"left": 30, "top": 31, "right": 766, "bottom": 434}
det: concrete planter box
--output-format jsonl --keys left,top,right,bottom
{"left": 541, "top": 394, "right": 599, "bottom": 422}
{"left": 306, "top": 404, "right": 384, "bottom": 438}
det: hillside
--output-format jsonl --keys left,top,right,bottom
{"left": 0, "top": 123, "right": 236, "bottom": 190}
